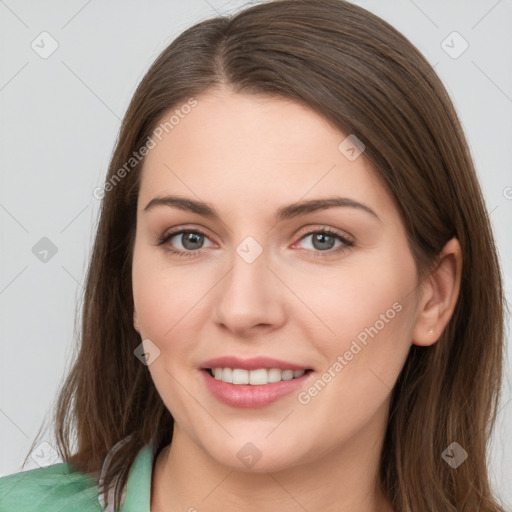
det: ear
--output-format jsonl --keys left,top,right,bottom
{"left": 412, "top": 237, "right": 462, "bottom": 346}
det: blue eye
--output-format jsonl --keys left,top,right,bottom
{"left": 296, "top": 229, "right": 354, "bottom": 257}
{"left": 157, "top": 227, "right": 354, "bottom": 258}
{"left": 158, "top": 229, "right": 213, "bottom": 256}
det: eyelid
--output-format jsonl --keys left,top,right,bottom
{"left": 293, "top": 224, "right": 354, "bottom": 243}
{"left": 157, "top": 225, "right": 216, "bottom": 247}
{"left": 157, "top": 224, "right": 355, "bottom": 257}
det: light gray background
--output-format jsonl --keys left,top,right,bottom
{"left": 1, "top": 0, "right": 511, "bottom": 507}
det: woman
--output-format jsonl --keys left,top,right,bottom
{"left": 0, "top": 0, "right": 506, "bottom": 511}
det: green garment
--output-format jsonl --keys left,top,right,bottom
{"left": 0, "top": 442, "right": 154, "bottom": 512}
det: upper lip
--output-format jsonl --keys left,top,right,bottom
{"left": 201, "top": 356, "right": 311, "bottom": 371}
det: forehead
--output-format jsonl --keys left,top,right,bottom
{"left": 137, "top": 89, "right": 397, "bottom": 222}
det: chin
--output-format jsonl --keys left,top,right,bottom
{"left": 200, "top": 435, "right": 314, "bottom": 474}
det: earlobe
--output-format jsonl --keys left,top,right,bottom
{"left": 412, "top": 237, "right": 462, "bottom": 347}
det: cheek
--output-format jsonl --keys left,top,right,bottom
{"left": 291, "top": 261, "right": 416, "bottom": 444}
{"left": 131, "top": 246, "right": 209, "bottom": 418}
{"left": 290, "top": 246, "right": 418, "bottom": 385}
{"left": 132, "top": 244, "right": 210, "bottom": 340}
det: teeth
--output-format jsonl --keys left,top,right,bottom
{"left": 232, "top": 369, "right": 249, "bottom": 385}
{"left": 222, "top": 368, "right": 233, "bottom": 383}
{"left": 282, "top": 370, "right": 294, "bottom": 380}
{"left": 249, "top": 368, "right": 267, "bottom": 385}
{"left": 268, "top": 368, "right": 282, "bottom": 383}
{"left": 211, "top": 368, "right": 306, "bottom": 385}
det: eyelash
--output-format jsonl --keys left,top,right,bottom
{"left": 156, "top": 227, "right": 355, "bottom": 259}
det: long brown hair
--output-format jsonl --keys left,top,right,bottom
{"left": 26, "top": 1, "right": 506, "bottom": 510}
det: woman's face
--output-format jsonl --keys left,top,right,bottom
{"left": 132, "top": 88, "right": 422, "bottom": 472}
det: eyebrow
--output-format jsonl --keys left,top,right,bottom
{"left": 143, "top": 195, "right": 380, "bottom": 222}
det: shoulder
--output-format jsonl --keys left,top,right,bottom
{"left": 0, "top": 462, "right": 102, "bottom": 512}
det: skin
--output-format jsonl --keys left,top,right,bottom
{"left": 132, "top": 86, "right": 462, "bottom": 512}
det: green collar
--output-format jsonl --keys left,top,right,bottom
{"left": 99, "top": 440, "right": 156, "bottom": 512}
{"left": 119, "top": 443, "right": 155, "bottom": 512}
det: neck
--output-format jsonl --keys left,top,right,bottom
{"left": 150, "top": 413, "right": 394, "bottom": 512}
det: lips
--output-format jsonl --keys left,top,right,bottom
{"left": 200, "top": 355, "right": 314, "bottom": 408}
{"left": 200, "top": 355, "right": 311, "bottom": 372}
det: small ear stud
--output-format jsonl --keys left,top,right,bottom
{"left": 427, "top": 329, "right": 434, "bottom": 335}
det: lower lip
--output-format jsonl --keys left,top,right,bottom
{"left": 201, "top": 370, "right": 312, "bottom": 408}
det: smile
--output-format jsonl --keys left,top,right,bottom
{"left": 200, "top": 356, "right": 314, "bottom": 407}
{"left": 207, "top": 367, "right": 309, "bottom": 385}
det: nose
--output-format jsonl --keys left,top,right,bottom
{"left": 213, "top": 245, "right": 287, "bottom": 338}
